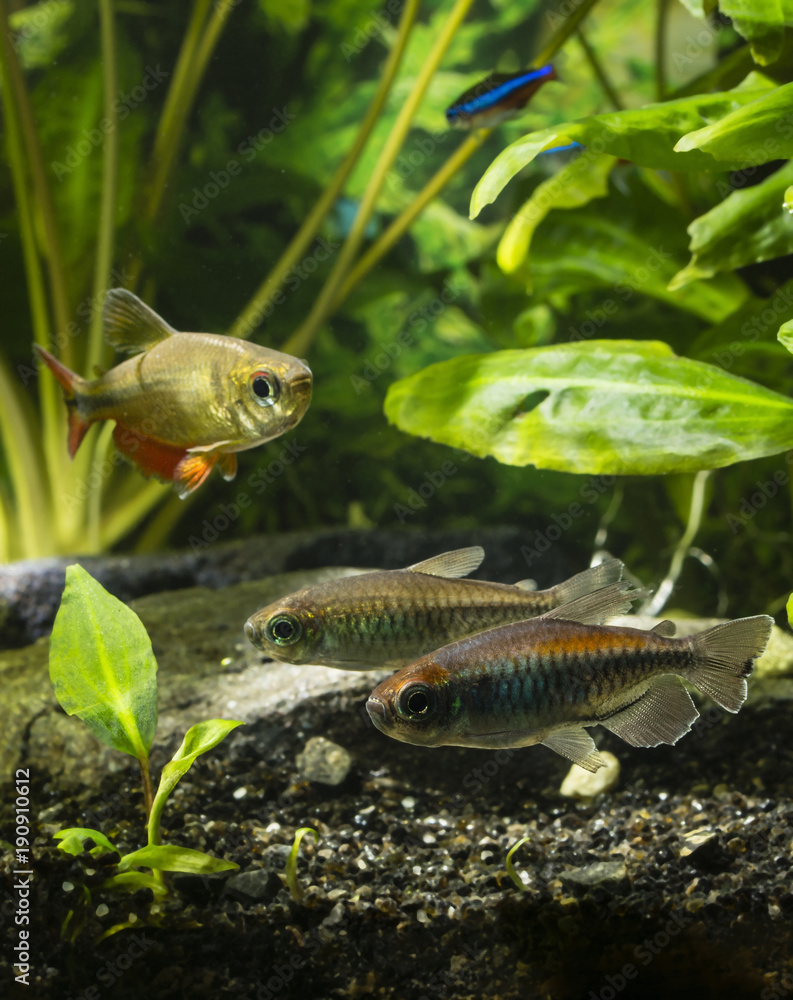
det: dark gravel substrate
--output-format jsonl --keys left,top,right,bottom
{"left": 2, "top": 680, "right": 792, "bottom": 1000}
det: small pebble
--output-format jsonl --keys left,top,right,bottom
{"left": 401, "top": 796, "right": 416, "bottom": 810}
{"left": 296, "top": 736, "right": 353, "bottom": 785}
{"left": 233, "top": 787, "right": 248, "bottom": 800}
{"left": 559, "top": 752, "right": 621, "bottom": 799}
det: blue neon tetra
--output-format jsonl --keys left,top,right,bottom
{"left": 446, "top": 64, "right": 557, "bottom": 130}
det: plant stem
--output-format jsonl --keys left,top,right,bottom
{"left": 0, "top": 0, "right": 71, "bottom": 362}
{"left": 139, "top": 754, "right": 154, "bottom": 819}
{"left": 655, "top": 0, "right": 671, "bottom": 101}
{"left": 283, "top": 0, "right": 477, "bottom": 357}
{"left": 99, "top": 480, "right": 172, "bottom": 549}
{"left": 87, "top": 0, "right": 119, "bottom": 376}
{"left": 576, "top": 28, "right": 623, "bottom": 111}
{"left": 228, "top": 0, "right": 421, "bottom": 341}
{"left": 315, "top": 0, "right": 604, "bottom": 316}
{"left": 642, "top": 470, "right": 711, "bottom": 616}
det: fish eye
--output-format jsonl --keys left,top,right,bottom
{"left": 397, "top": 684, "right": 436, "bottom": 721}
{"left": 266, "top": 613, "right": 301, "bottom": 646}
{"left": 250, "top": 371, "right": 279, "bottom": 407}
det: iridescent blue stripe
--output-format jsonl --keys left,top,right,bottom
{"left": 451, "top": 65, "right": 555, "bottom": 118}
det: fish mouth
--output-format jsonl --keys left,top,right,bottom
{"left": 244, "top": 619, "right": 262, "bottom": 649}
{"left": 365, "top": 696, "right": 388, "bottom": 731}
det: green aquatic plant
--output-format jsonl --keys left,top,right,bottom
{"left": 286, "top": 826, "right": 319, "bottom": 903}
{"left": 48, "top": 565, "right": 243, "bottom": 935}
{"left": 505, "top": 836, "right": 531, "bottom": 891}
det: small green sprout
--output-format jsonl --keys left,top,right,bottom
{"left": 48, "top": 565, "right": 243, "bottom": 921}
{"left": 505, "top": 836, "right": 531, "bottom": 891}
{"left": 286, "top": 827, "right": 319, "bottom": 903}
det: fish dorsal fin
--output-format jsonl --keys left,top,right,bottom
{"left": 541, "top": 582, "right": 645, "bottom": 626}
{"left": 541, "top": 727, "right": 605, "bottom": 772}
{"left": 407, "top": 546, "right": 485, "bottom": 579}
{"left": 652, "top": 619, "right": 676, "bottom": 637}
{"left": 600, "top": 675, "right": 697, "bottom": 747}
{"left": 103, "top": 288, "right": 177, "bottom": 354}
{"left": 514, "top": 578, "right": 537, "bottom": 591}
{"left": 545, "top": 557, "right": 624, "bottom": 603}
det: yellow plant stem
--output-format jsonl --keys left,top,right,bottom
{"left": 87, "top": 0, "right": 120, "bottom": 376}
{"left": 228, "top": 0, "right": 421, "bottom": 341}
{"left": 310, "top": 0, "right": 604, "bottom": 319}
{"left": 0, "top": 0, "right": 71, "bottom": 362}
{"left": 283, "top": 0, "right": 477, "bottom": 357}
{"left": 99, "top": 480, "right": 172, "bottom": 550}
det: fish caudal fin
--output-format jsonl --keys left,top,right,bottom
{"left": 687, "top": 615, "right": 774, "bottom": 712}
{"left": 34, "top": 345, "right": 91, "bottom": 457}
{"left": 541, "top": 557, "right": 624, "bottom": 603}
{"left": 541, "top": 581, "right": 646, "bottom": 626}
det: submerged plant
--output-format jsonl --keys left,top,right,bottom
{"left": 48, "top": 565, "right": 242, "bottom": 936}
{"left": 285, "top": 826, "right": 319, "bottom": 903}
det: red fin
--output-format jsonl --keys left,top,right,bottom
{"left": 217, "top": 452, "right": 237, "bottom": 481}
{"left": 174, "top": 453, "right": 217, "bottom": 498}
{"left": 34, "top": 345, "right": 92, "bottom": 457}
{"left": 113, "top": 425, "right": 188, "bottom": 484}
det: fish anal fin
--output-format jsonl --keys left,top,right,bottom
{"left": 541, "top": 582, "right": 645, "bottom": 626}
{"left": 652, "top": 619, "right": 676, "bottom": 637}
{"left": 175, "top": 452, "right": 218, "bottom": 498}
{"left": 545, "top": 557, "right": 624, "bottom": 603}
{"left": 113, "top": 425, "right": 187, "bottom": 485}
{"left": 408, "top": 546, "right": 485, "bottom": 579}
{"left": 103, "top": 289, "right": 177, "bottom": 354}
{"left": 600, "top": 675, "right": 697, "bottom": 748}
{"left": 218, "top": 452, "right": 237, "bottom": 481}
{"left": 541, "top": 728, "right": 605, "bottom": 772}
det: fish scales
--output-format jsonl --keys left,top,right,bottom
{"left": 367, "top": 605, "right": 773, "bottom": 771}
{"left": 245, "top": 550, "right": 626, "bottom": 670}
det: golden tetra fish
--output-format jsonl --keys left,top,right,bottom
{"left": 367, "top": 585, "right": 772, "bottom": 772}
{"left": 244, "top": 546, "right": 624, "bottom": 670}
{"left": 35, "top": 289, "right": 312, "bottom": 497}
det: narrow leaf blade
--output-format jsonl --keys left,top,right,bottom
{"left": 118, "top": 844, "right": 238, "bottom": 874}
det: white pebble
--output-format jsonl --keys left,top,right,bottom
{"left": 560, "top": 751, "right": 621, "bottom": 799}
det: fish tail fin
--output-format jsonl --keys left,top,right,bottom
{"left": 541, "top": 557, "right": 624, "bottom": 603}
{"left": 687, "top": 615, "right": 774, "bottom": 713}
{"left": 34, "top": 346, "right": 92, "bottom": 457}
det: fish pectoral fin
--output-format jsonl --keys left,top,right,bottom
{"left": 407, "top": 546, "right": 485, "bottom": 579}
{"left": 600, "top": 675, "right": 697, "bottom": 748}
{"left": 651, "top": 619, "right": 676, "bottom": 637}
{"left": 217, "top": 453, "right": 238, "bottom": 481}
{"left": 541, "top": 728, "right": 605, "bottom": 772}
{"left": 540, "top": 582, "right": 645, "bottom": 626}
{"left": 175, "top": 452, "right": 218, "bottom": 498}
{"left": 103, "top": 289, "right": 177, "bottom": 354}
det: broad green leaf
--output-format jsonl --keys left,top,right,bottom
{"left": 118, "top": 844, "right": 238, "bottom": 874}
{"left": 675, "top": 82, "right": 793, "bottom": 160}
{"left": 778, "top": 318, "right": 793, "bottom": 353}
{"left": 470, "top": 75, "right": 777, "bottom": 217}
{"left": 670, "top": 161, "right": 793, "bottom": 287}
{"left": 787, "top": 591, "right": 793, "bottom": 628}
{"left": 49, "top": 565, "right": 157, "bottom": 760}
{"left": 497, "top": 153, "right": 617, "bottom": 281}
{"left": 148, "top": 720, "right": 244, "bottom": 841}
{"left": 720, "top": 0, "right": 793, "bottom": 64}
{"left": 384, "top": 340, "right": 793, "bottom": 475}
{"left": 54, "top": 828, "right": 117, "bottom": 857}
